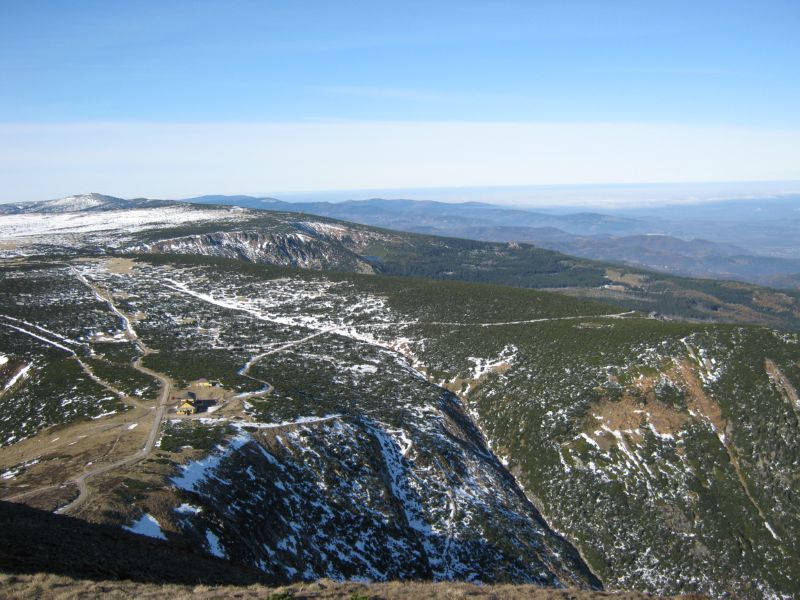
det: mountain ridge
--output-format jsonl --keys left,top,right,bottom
{"left": 2, "top": 193, "right": 799, "bottom": 331}
{"left": 178, "top": 194, "right": 800, "bottom": 286}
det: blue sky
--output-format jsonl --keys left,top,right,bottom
{"left": 1, "top": 1, "right": 799, "bottom": 202}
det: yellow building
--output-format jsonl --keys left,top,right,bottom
{"left": 177, "top": 401, "right": 197, "bottom": 415}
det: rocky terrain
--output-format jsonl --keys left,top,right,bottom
{"left": 1, "top": 196, "right": 799, "bottom": 598}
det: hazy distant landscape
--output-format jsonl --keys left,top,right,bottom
{"left": 182, "top": 192, "right": 800, "bottom": 288}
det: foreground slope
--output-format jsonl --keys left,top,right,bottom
{"left": 0, "top": 255, "right": 604, "bottom": 588}
{"left": 0, "top": 575, "right": 699, "bottom": 600}
{"left": 1, "top": 252, "right": 798, "bottom": 598}
{"left": 0, "top": 501, "right": 687, "bottom": 598}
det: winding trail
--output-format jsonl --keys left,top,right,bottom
{"left": 0, "top": 317, "right": 128, "bottom": 402}
{"left": 238, "top": 327, "right": 338, "bottom": 387}
{"left": 50, "top": 269, "right": 173, "bottom": 514}
{"left": 55, "top": 351, "right": 171, "bottom": 515}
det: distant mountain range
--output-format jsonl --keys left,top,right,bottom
{"left": 181, "top": 194, "right": 800, "bottom": 289}
{"left": 3, "top": 193, "right": 799, "bottom": 332}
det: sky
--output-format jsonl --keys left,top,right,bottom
{"left": 1, "top": 0, "right": 799, "bottom": 203}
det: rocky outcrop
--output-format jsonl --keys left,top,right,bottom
{"left": 130, "top": 230, "right": 376, "bottom": 273}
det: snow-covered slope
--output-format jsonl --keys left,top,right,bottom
{"left": 131, "top": 230, "right": 376, "bottom": 273}
{"left": 0, "top": 193, "right": 173, "bottom": 214}
{"left": 0, "top": 198, "right": 256, "bottom": 258}
{"left": 0, "top": 206, "right": 247, "bottom": 240}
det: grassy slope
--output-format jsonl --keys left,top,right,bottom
{"left": 0, "top": 573, "right": 702, "bottom": 599}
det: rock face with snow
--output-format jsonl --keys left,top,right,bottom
{"left": 131, "top": 230, "right": 376, "bottom": 273}
{"left": 168, "top": 407, "right": 596, "bottom": 585}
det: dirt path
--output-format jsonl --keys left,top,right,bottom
{"left": 54, "top": 269, "right": 173, "bottom": 515}
{"left": 2, "top": 267, "right": 175, "bottom": 515}
{"left": 55, "top": 351, "right": 171, "bottom": 515}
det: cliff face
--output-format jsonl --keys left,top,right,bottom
{"left": 131, "top": 230, "right": 376, "bottom": 273}
{"left": 160, "top": 399, "right": 598, "bottom": 586}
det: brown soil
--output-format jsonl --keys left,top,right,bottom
{"left": 670, "top": 360, "right": 725, "bottom": 433}
{"left": 586, "top": 393, "right": 688, "bottom": 450}
{"left": 764, "top": 358, "right": 800, "bottom": 419}
{"left": 605, "top": 269, "right": 648, "bottom": 289}
{"left": 582, "top": 370, "right": 689, "bottom": 450}
{"left": 101, "top": 258, "right": 139, "bottom": 274}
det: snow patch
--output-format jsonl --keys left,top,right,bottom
{"left": 205, "top": 529, "right": 227, "bottom": 558}
{"left": 123, "top": 513, "right": 167, "bottom": 540}
{"left": 4, "top": 362, "right": 32, "bottom": 391}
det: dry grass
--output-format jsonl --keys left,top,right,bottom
{"left": 0, "top": 574, "right": 705, "bottom": 600}
{"left": 671, "top": 361, "right": 725, "bottom": 433}
{"left": 604, "top": 270, "right": 648, "bottom": 289}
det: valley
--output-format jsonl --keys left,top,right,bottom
{"left": 0, "top": 244, "right": 798, "bottom": 597}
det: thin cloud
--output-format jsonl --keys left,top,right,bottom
{"left": 1, "top": 121, "right": 799, "bottom": 203}
{"left": 316, "top": 86, "right": 451, "bottom": 102}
